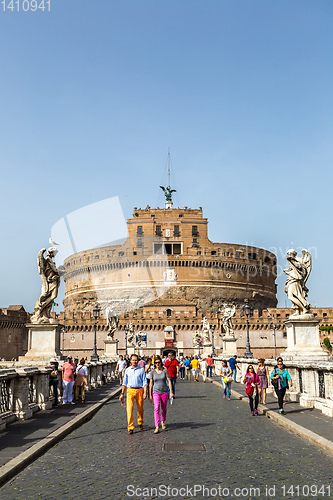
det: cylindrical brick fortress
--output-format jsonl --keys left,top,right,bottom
{"left": 63, "top": 206, "right": 277, "bottom": 317}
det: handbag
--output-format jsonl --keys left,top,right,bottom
{"left": 245, "top": 385, "right": 254, "bottom": 397}
{"left": 227, "top": 376, "right": 233, "bottom": 383}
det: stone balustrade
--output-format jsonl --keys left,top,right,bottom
{"left": 0, "top": 360, "right": 118, "bottom": 431}
{"left": 213, "top": 357, "right": 333, "bottom": 417}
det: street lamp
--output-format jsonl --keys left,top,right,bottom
{"left": 270, "top": 321, "right": 278, "bottom": 359}
{"left": 244, "top": 300, "right": 253, "bottom": 358}
{"left": 124, "top": 325, "right": 128, "bottom": 357}
{"left": 211, "top": 325, "right": 215, "bottom": 357}
{"left": 91, "top": 304, "right": 100, "bottom": 362}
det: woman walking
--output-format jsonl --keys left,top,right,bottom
{"left": 220, "top": 361, "right": 232, "bottom": 400}
{"left": 74, "top": 358, "right": 88, "bottom": 403}
{"left": 149, "top": 355, "right": 173, "bottom": 434}
{"left": 271, "top": 359, "right": 292, "bottom": 414}
{"left": 179, "top": 357, "right": 186, "bottom": 380}
{"left": 243, "top": 364, "right": 260, "bottom": 416}
{"left": 256, "top": 358, "right": 269, "bottom": 404}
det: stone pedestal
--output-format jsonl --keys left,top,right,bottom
{"left": 20, "top": 322, "right": 63, "bottom": 362}
{"left": 102, "top": 339, "right": 118, "bottom": 358}
{"left": 202, "top": 345, "right": 213, "bottom": 357}
{"left": 127, "top": 346, "right": 136, "bottom": 356}
{"left": 222, "top": 336, "right": 238, "bottom": 357}
{"left": 282, "top": 315, "right": 329, "bottom": 360}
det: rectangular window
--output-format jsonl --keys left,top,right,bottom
{"left": 137, "top": 238, "right": 143, "bottom": 247}
{"left": 211, "top": 251, "right": 216, "bottom": 256}
{"left": 165, "top": 244, "right": 172, "bottom": 255}
{"left": 192, "top": 225, "right": 198, "bottom": 236}
{"left": 174, "top": 225, "right": 180, "bottom": 236}
{"left": 173, "top": 244, "right": 182, "bottom": 255}
{"left": 156, "top": 225, "right": 162, "bottom": 235}
{"left": 154, "top": 243, "right": 163, "bottom": 255}
{"left": 137, "top": 226, "right": 143, "bottom": 234}
{"left": 153, "top": 242, "right": 183, "bottom": 255}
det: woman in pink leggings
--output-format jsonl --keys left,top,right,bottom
{"left": 149, "top": 355, "right": 173, "bottom": 434}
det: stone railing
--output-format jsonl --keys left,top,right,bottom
{"left": 0, "top": 360, "right": 118, "bottom": 431}
{"left": 213, "top": 357, "right": 333, "bottom": 417}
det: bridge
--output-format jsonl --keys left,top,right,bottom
{"left": 0, "top": 372, "right": 332, "bottom": 499}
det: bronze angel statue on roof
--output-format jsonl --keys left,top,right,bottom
{"left": 160, "top": 185, "right": 176, "bottom": 203}
{"left": 283, "top": 249, "right": 312, "bottom": 317}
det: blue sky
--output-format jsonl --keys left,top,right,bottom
{"left": 1, "top": 0, "right": 332, "bottom": 312}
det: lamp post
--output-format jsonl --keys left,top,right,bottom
{"left": 244, "top": 300, "right": 253, "bottom": 359}
{"left": 211, "top": 325, "right": 215, "bottom": 357}
{"left": 270, "top": 321, "right": 278, "bottom": 359}
{"left": 124, "top": 325, "right": 128, "bottom": 357}
{"left": 91, "top": 304, "right": 100, "bottom": 362}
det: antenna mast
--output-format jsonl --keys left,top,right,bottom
{"left": 168, "top": 147, "right": 171, "bottom": 188}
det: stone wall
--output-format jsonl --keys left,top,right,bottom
{"left": 0, "top": 306, "right": 29, "bottom": 361}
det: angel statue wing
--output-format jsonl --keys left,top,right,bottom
{"left": 301, "top": 249, "right": 312, "bottom": 287}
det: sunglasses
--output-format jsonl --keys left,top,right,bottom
{"left": 155, "top": 362, "right": 161, "bottom": 364}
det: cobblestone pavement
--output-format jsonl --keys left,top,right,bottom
{"left": 1, "top": 379, "right": 333, "bottom": 500}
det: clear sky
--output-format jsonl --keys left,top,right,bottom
{"left": 1, "top": 0, "right": 332, "bottom": 313}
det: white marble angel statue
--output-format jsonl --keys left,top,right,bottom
{"left": 126, "top": 321, "right": 136, "bottom": 346}
{"left": 136, "top": 331, "right": 145, "bottom": 347}
{"left": 105, "top": 306, "right": 119, "bottom": 339}
{"left": 201, "top": 317, "right": 212, "bottom": 346}
{"left": 220, "top": 303, "right": 236, "bottom": 338}
{"left": 283, "top": 249, "right": 312, "bottom": 316}
{"left": 193, "top": 330, "right": 202, "bottom": 348}
{"left": 31, "top": 246, "right": 64, "bottom": 324}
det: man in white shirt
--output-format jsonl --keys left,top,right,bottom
{"left": 115, "top": 355, "right": 127, "bottom": 384}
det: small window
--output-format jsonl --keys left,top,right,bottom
{"left": 137, "top": 238, "right": 143, "bottom": 247}
{"left": 166, "top": 309, "right": 172, "bottom": 318}
{"left": 174, "top": 225, "right": 180, "bottom": 236}
{"left": 237, "top": 251, "right": 242, "bottom": 258}
{"left": 137, "top": 226, "right": 143, "bottom": 235}
{"left": 119, "top": 251, "right": 124, "bottom": 257}
{"left": 211, "top": 251, "right": 216, "bottom": 256}
{"left": 192, "top": 225, "right": 198, "bottom": 236}
{"left": 165, "top": 244, "right": 172, "bottom": 255}
{"left": 248, "top": 253, "right": 257, "bottom": 260}
{"left": 95, "top": 255, "right": 99, "bottom": 260}
{"left": 323, "top": 313, "right": 327, "bottom": 317}
{"left": 179, "top": 214, "right": 183, "bottom": 218}
{"left": 156, "top": 225, "right": 162, "bottom": 235}
{"left": 197, "top": 251, "right": 201, "bottom": 255}
{"left": 154, "top": 243, "right": 163, "bottom": 255}
{"left": 173, "top": 244, "right": 182, "bottom": 255}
